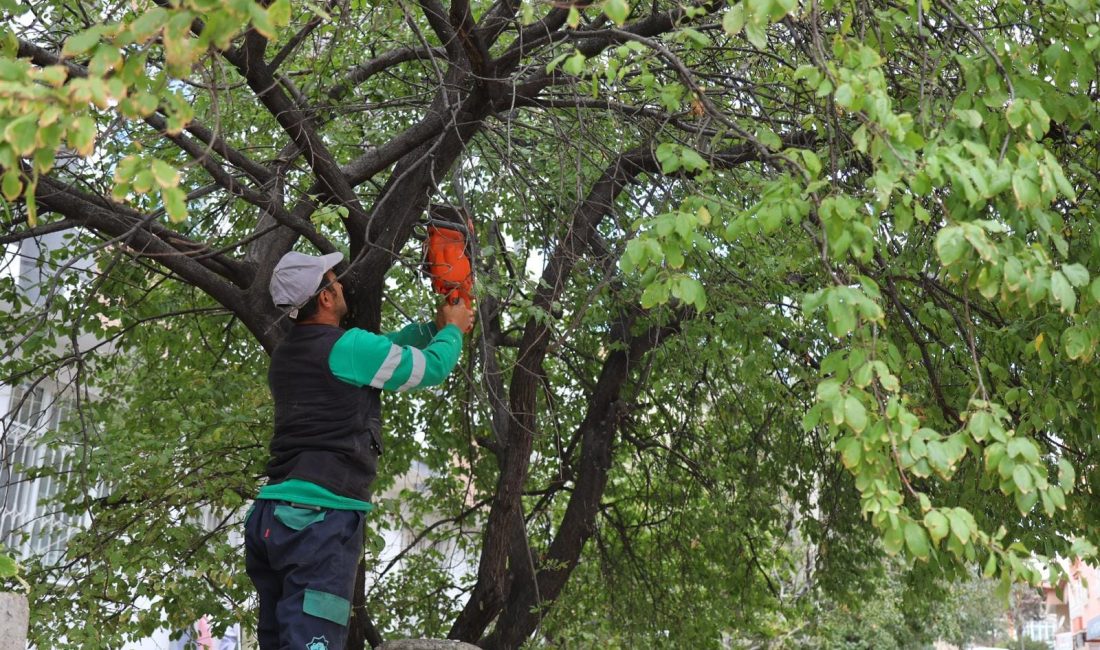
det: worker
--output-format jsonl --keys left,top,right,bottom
{"left": 245, "top": 250, "right": 475, "bottom": 650}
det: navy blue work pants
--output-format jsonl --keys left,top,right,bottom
{"left": 245, "top": 500, "right": 365, "bottom": 650}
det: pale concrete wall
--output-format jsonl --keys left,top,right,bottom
{"left": 0, "top": 592, "right": 28, "bottom": 650}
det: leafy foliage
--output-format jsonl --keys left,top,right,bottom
{"left": 1, "top": 0, "right": 1099, "bottom": 648}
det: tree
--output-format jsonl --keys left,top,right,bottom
{"left": 805, "top": 570, "right": 1034, "bottom": 650}
{"left": 933, "top": 578, "right": 1008, "bottom": 650}
{"left": 2, "top": 0, "right": 1100, "bottom": 648}
{"left": 1009, "top": 583, "right": 1046, "bottom": 650}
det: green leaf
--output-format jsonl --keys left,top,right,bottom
{"left": 132, "top": 169, "right": 155, "bottom": 194}
{"left": 24, "top": 182, "right": 36, "bottom": 226}
{"left": 772, "top": 0, "right": 797, "bottom": 18}
{"left": 1026, "top": 100, "right": 1050, "bottom": 138}
{"left": 1003, "top": 256, "right": 1025, "bottom": 291}
{"left": 1051, "top": 270, "right": 1076, "bottom": 313}
{"left": 567, "top": 7, "right": 581, "bottom": 28}
{"left": 756, "top": 128, "right": 782, "bottom": 150}
{"left": 1012, "top": 464, "right": 1034, "bottom": 493}
{"left": 62, "top": 25, "right": 105, "bottom": 57}
{"left": 676, "top": 276, "right": 706, "bottom": 310}
{"left": 162, "top": 185, "right": 188, "bottom": 222}
{"left": 844, "top": 395, "right": 867, "bottom": 433}
{"left": 1012, "top": 168, "right": 1041, "bottom": 208}
{"left": 1, "top": 169, "right": 22, "bottom": 201}
{"left": 947, "top": 509, "right": 971, "bottom": 544}
{"left": 852, "top": 362, "right": 873, "bottom": 388}
{"left": 1015, "top": 488, "right": 1038, "bottom": 514}
{"left": 640, "top": 279, "right": 669, "bottom": 308}
{"left": 367, "top": 531, "right": 386, "bottom": 555}
{"left": 838, "top": 436, "right": 862, "bottom": 469}
{"left": 563, "top": 51, "right": 586, "bottom": 76}
{"left": 250, "top": 2, "right": 278, "bottom": 39}
{"left": 1007, "top": 437, "right": 1039, "bottom": 463}
{"left": 1043, "top": 150, "right": 1077, "bottom": 202}
{"left": 953, "top": 108, "right": 983, "bottom": 128}
{"left": 800, "top": 150, "right": 822, "bottom": 178}
{"left": 826, "top": 288, "right": 857, "bottom": 337}
{"left": 963, "top": 225, "right": 997, "bottom": 261}
{"left": 802, "top": 406, "right": 821, "bottom": 432}
{"left": 924, "top": 511, "right": 949, "bottom": 545}
{"left": 4, "top": 113, "right": 38, "bottom": 156}
{"left": 935, "top": 226, "right": 967, "bottom": 266}
{"left": 604, "top": 0, "right": 630, "bottom": 25}
{"left": 132, "top": 91, "right": 160, "bottom": 117}
{"left": 904, "top": 521, "right": 930, "bottom": 560}
{"left": 815, "top": 378, "right": 841, "bottom": 404}
{"left": 0, "top": 553, "right": 17, "bottom": 579}
{"left": 967, "top": 410, "right": 992, "bottom": 442}
{"left": 893, "top": 203, "right": 913, "bottom": 233}
{"left": 268, "top": 0, "right": 292, "bottom": 29}
{"left": 834, "top": 83, "right": 854, "bottom": 107}
{"left": 744, "top": 21, "right": 767, "bottom": 49}
{"left": 68, "top": 116, "right": 97, "bottom": 157}
{"left": 1048, "top": 486, "right": 1066, "bottom": 510}
{"left": 1061, "top": 263, "right": 1089, "bottom": 287}
{"left": 679, "top": 148, "right": 707, "bottom": 172}
{"left": 1006, "top": 99, "right": 1027, "bottom": 129}
{"left": 128, "top": 7, "right": 169, "bottom": 44}
{"left": 655, "top": 143, "right": 680, "bottom": 174}
{"left": 883, "top": 523, "right": 904, "bottom": 555}
{"left": 1063, "top": 326, "right": 1092, "bottom": 360}
{"left": 1058, "top": 457, "right": 1075, "bottom": 492}
{"left": 151, "top": 159, "right": 179, "bottom": 189}
{"left": 983, "top": 553, "right": 998, "bottom": 578}
{"left": 722, "top": 4, "right": 746, "bottom": 35}
{"left": 0, "top": 57, "right": 29, "bottom": 81}
{"left": 37, "top": 66, "right": 67, "bottom": 87}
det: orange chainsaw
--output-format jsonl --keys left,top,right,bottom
{"left": 423, "top": 204, "right": 475, "bottom": 308}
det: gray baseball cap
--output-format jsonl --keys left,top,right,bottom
{"left": 270, "top": 251, "right": 344, "bottom": 318}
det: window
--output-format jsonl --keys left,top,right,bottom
{"left": 48, "top": 396, "right": 74, "bottom": 431}
{"left": 1, "top": 385, "right": 82, "bottom": 564}
{"left": 9, "top": 383, "right": 46, "bottom": 431}
{"left": 1024, "top": 615, "right": 1057, "bottom": 643}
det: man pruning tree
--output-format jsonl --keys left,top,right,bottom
{"left": 245, "top": 250, "right": 475, "bottom": 650}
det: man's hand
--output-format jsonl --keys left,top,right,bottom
{"left": 437, "top": 300, "right": 475, "bottom": 334}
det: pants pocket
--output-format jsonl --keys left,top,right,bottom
{"left": 273, "top": 504, "right": 327, "bottom": 531}
{"left": 303, "top": 588, "right": 351, "bottom": 626}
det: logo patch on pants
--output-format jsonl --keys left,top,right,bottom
{"left": 306, "top": 636, "right": 329, "bottom": 650}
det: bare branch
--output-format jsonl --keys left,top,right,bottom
{"left": 326, "top": 46, "right": 446, "bottom": 102}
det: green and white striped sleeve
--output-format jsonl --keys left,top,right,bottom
{"left": 329, "top": 324, "right": 463, "bottom": 391}
{"left": 384, "top": 321, "right": 437, "bottom": 348}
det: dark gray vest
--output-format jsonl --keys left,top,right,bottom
{"left": 266, "top": 324, "right": 382, "bottom": 500}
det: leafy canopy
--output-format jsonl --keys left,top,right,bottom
{"left": 1, "top": 0, "right": 1099, "bottom": 647}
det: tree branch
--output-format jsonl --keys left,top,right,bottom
{"left": 417, "top": 0, "right": 464, "bottom": 65}
{"left": 449, "top": 133, "right": 811, "bottom": 642}
{"left": 0, "top": 219, "right": 78, "bottom": 245}
{"left": 16, "top": 36, "right": 275, "bottom": 189}
{"left": 29, "top": 176, "right": 289, "bottom": 349}
{"left": 485, "top": 315, "right": 683, "bottom": 649}
{"left": 268, "top": 13, "right": 324, "bottom": 72}
{"left": 326, "top": 46, "right": 446, "bottom": 102}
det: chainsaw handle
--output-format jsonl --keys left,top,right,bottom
{"left": 437, "top": 298, "right": 475, "bottom": 333}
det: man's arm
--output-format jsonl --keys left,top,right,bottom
{"left": 383, "top": 300, "right": 476, "bottom": 348}
{"left": 384, "top": 322, "right": 437, "bottom": 348}
{"left": 330, "top": 325, "right": 464, "bottom": 391}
